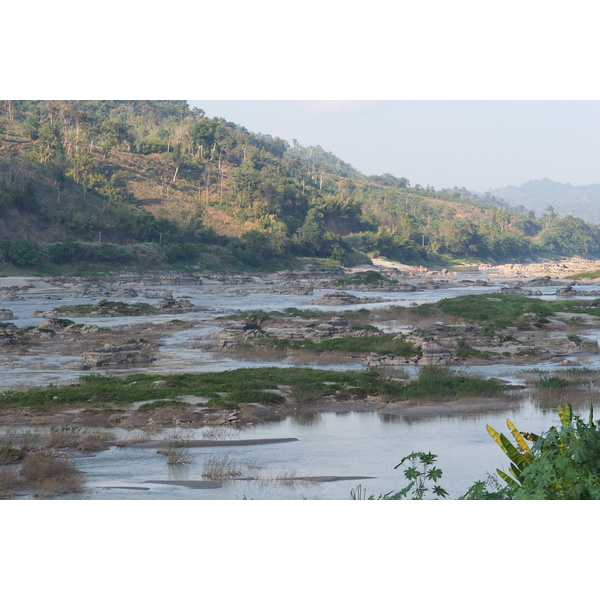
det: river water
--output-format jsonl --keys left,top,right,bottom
{"left": 2, "top": 274, "right": 600, "bottom": 499}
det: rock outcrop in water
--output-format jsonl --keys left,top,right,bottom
{"left": 310, "top": 292, "right": 389, "bottom": 305}
{"left": 82, "top": 342, "right": 157, "bottom": 367}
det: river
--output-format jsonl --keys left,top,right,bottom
{"left": 2, "top": 274, "right": 600, "bottom": 499}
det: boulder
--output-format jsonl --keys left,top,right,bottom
{"left": 83, "top": 342, "right": 156, "bottom": 367}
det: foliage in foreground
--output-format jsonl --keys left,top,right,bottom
{"left": 362, "top": 402, "right": 600, "bottom": 500}
{"left": 483, "top": 403, "right": 600, "bottom": 499}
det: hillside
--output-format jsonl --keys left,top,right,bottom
{"left": 2, "top": 100, "right": 600, "bottom": 272}
{"left": 490, "top": 178, "right": 600, "bottom": 224}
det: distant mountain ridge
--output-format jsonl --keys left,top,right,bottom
{"left": 490, "top": 178, "right": 600, "bottom": 224}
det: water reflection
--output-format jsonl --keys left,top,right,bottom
{"left": 74, "top": 401, "right": 582, "bottom": 499}
{"left": 289, "top": 412, "right": 323, "bottom": 427}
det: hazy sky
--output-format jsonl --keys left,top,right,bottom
{"left": 9, "top": 5, "right": 600, "bottom": 196}
{"left": 189, "top": 100, "right": 600, "bottom": 193}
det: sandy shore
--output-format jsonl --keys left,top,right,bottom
{"left": 0, "top": 277, "right": 57, "bottom": 290}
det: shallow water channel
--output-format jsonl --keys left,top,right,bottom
{"left": 3, "top": 275, "right": 600, "bottom": 499}
{"left": 58, "top": 399, "right": 572, "bottom": 500}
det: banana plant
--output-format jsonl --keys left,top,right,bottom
{"left": 486, "top": 419, "right": 537, "bottom": 491}
{"left": 557, "top": 403, "right": 573, "bottom": 428}
{"left": 486, "top": 403, "right": 576, "bottom": 491}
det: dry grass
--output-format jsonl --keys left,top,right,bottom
{"left": 530, "top": 387, "right": 600, "bottom": 411}
{"left": 201, "top": 455, "right": 264, "bottom": 480}
{"left": 0, "top": 466, "right": 22, "bottom": 499}
{"left": 115, "top": 429, "right": 155, "bottom": 447}
{"left": 201, "top": 426, "right": 239, "bottom": 441}
{"left": 44, "top": 425, "right": 114, "bottom": 451}
{"left": 200, "top": 456, "right": 311, "bottom": 486}
{"left": 45, "top": 425, "right": 84, "bottom": 448}
{"left": 159, "top": 428, "right": 194, "bottom": 442}
{"left": 19, "top": 451, "right": 84, "bottom": 498}
{"left": 275, "top": 468, "right": 301, "bottom": 486}
{"left": 0, "top": 443, "right": 25, "bottom": 465}
{"left": 158, "top": 442, "right": 193, "bottom": 465}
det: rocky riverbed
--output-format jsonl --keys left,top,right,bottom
{"left": 3, "top": 257, "right": 600, "bottom": 416}
{"left": 3, "top": 259, "right": 600, "bottom": 498}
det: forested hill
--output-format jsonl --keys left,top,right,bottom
{"left": 1, "top": 100, "right": 600, "bottom": 272}
{"left": 490, "top": 179, "right": 600, "bottom": 225}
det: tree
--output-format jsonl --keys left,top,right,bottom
{"left": 1, "top": 239, "right": 40, "bottom": 266}
{"left": 299, "top": 208, "right": 326, "bottom": 255}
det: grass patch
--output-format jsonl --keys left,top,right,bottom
{"left": 402, "top": 367, "right": 507, "bottom": 398}
{"left": 266, "top": 334, "right": 421, "bottom": 357}
{"left": 214, "top": 390, "right": 286, "bottom": 407}
{"left": 350, "top": 324, "right": 381, "bottom": 332}
{"left": 535, "top": 376, "right": 572, "bottom": 389}
{"left": 51, "top": 299, "right": 156, "bottom": 317}
{"left": 566, "top": 270, "right": 600, "bottom": 280}
{"left": 0, "top": 366, "right": 514, "bottom": 409}
{"left": 456, "top": 341, "right": 495, "bottom": 359}
{"left": 137, "top": 400, "right": 188, "bottom": 412}
{"left": 409, "top": 294, "right": 554, "bottom": 330}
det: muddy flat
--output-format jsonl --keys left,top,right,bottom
{"left": 128, "top": 437, "right": 299, "bottom": 448}
{"left": 291, "top": 475, "right": 376, "bottom": 483}
{"left": 144, "top": 480, "right": 223, "bottom": 489}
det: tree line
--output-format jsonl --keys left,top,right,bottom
{"left": 2, "top": 99, "right": 600, "bottom": 268}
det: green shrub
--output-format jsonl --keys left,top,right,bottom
{"left": 212, "top": 390, "right": 286, "bottom": 407}
{"left": 536, "top": 376, "right": 570, "bottom": 389}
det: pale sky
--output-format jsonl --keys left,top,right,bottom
{"left": 190, "top": 100, "right": 600, "bottom": 193}
{"left": 9, "top": 3, "right": 600, "bottom": 196}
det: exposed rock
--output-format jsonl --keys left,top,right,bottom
{"left": 528, "top": 276, "right": 559, "bottom": 286}
{"left": 67, "top": 323, "right": 101, "bottom": 334}
{"left": 556, "top": 285, "right": 576, "bottom": 296}
{"left": 498, "top": 287, "right": 541, "bottom": 296}
{"left": 117, "top": 288, "right": 139, "bottom": 298}
{"left": 363, "top": 353, "right": 417, "bottom": 366}
{"left": 0, "top": 292, "right": 24, "bottom": 301}
{"left": 39, "top": 318, "right": 75, "bottom": 330}
{"left": 305, "top": 316, "right": 384, "bottom": 340}
{"left": 213, "top": 323, "right": 265, "bottom": 343}
{"left": 310, "top": 291, "right": 389, "bottom": 305}
{"left": 0, "top": 322, "right": 19, "bottom": 345}
{"left": 155, "top": 298, "right": 195, "bottom": 311}
{"left": 150, "top": 380, "right": 168, "bottom": 389}
{"left": 269, "top": 287, "right": 314, "bottom": 295}
{"left": 64, "top": 361, "right": 88, "bottom": 370}
{"left": 82, "top": 342, "right": 157, "bottom": 367}
{"left": 418, "top": 341, "right": 454, "bottom": 366}
{"left": 0, "top": 309, "right": 14, "bottom": 320}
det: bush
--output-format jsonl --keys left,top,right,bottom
{"left": 20, "top": 451, "right": 84, "bottom": 497}
{"left": 0, "top": 238, "right": 40, "bottom": 266}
